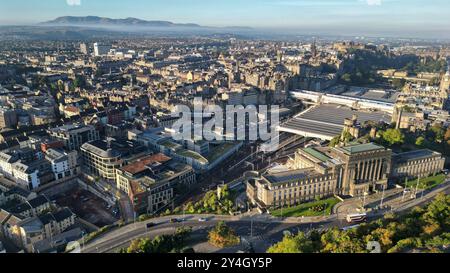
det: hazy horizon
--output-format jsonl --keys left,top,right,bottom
{"left": 1, "top": 0, "right": 450, "bottom": 39}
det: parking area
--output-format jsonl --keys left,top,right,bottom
{"left": 53, "top": 188, "right": 119, "bottom": 227}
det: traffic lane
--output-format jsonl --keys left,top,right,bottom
{"left": 83, "top": 184, "right": 450, "bottom": 253}
{"left": 84, "top": 216, "right": 387, "bottom": 253}
{"left": 83, "top": 219, "right": 297, "bottom": 253}
{"left": 102, "top": 225, "right": 218, "bottom": 253}
{"left": 83, "top": 221, "right": 219, "bottom": 253}
{"left": 103, "top": 221, "right": 297, "bottom": 253}
{"left": 83, "top": 215, "right": 247, "bottom": 252}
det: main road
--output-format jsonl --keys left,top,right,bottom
{"left": 80, "top": 180, "right": 450, "bottom": 253}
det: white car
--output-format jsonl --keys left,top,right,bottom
{"left": 198, "top": 217, "right": 208, "bottom": 222}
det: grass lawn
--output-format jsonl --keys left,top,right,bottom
{"left": 270, "top": 197, "right": 341, "bottom": 218}
{"left": 403, "top": 174, "right": 446, "bottom": 190}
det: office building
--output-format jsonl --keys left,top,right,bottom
{"left": 0, "top": 108, "right": 18, "bottom": 129}
{"left": 81, "top": 140, "right": 123, "bottom": 182}
{"left": 48, "top": 124, "right": 100, "bottom": 151}
{"left": 93, "top": 43, "right": 110, "bottom": 57}
{"left": 80, "top": 43, "right": 88, "bottom": 55}
{"left": 116, "top": 153, "right": 196, "bottom": 215}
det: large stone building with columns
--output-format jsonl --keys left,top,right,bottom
{"left": 247, "top": 143, "right": 392, "bottom": 210}
{"left": 391, "top": 149, "right": 445, "bottom": 179}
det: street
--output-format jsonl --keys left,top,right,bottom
{"left": 79, "top": 178, "right": 450, "bottom": 253}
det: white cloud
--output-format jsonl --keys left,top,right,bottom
{"left": 66, "top": 0, "right": 81, "bottom": 6}
{"left": 366, "top": 0, "right": 382, "bottom": 5}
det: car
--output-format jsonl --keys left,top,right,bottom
{"left": 198, "top": 217, "right": 208, "bottom": 222}
{"left": 170, "top": 218, "right": 180, "bottom": 223}
{"left": 146, "top": 222, "right": 156, "bottom": 229}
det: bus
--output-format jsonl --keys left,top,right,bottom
{"left": 346, "top": 213, "right": 367, "bottom": 223}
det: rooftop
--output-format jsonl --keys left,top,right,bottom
{"left": 264, "top": 168, "right": 320, "bottom": 185}
{"left": 176, "top": 149, "right": 208, "bottom": 164}
{"left": 393, "top": 149, "right": 442, "bottom": 163}
{"left": 121, "top": 153, "right": 171, "bottom": 175}
{"left": 302, "top": 147, "right": 331, "bottom": 162}
{"left": 280, "top": 104, "right": 391, "bottom": 139}
{"left": 81, "top": 140, "right": 121, "bottom": 158}
{"left": 337, "top": 143, "right": 385, "bottom": 155}
{"left": 27, "top": 195, "right": 49, "bottom": 209}
{"left": 50, "top": 124, "right": 94, "bottom": 134}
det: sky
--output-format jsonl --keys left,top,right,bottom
{"left": 0, "top": 0, "right": 449, "bottom": 38}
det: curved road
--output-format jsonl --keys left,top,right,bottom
{"left": 80, "top": 214, "right": 341, "bottom": 253}
{"left": 81, "top": 181, "right": 450, "bottom": 253}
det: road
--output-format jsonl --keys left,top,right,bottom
{"left": 80, "top": 179, "right": 450, "bottom": 253}
{"left": 80, "top": 215, "right": 343, "bottom": 253}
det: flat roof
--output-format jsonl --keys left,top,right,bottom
{"left": 264, "top": 168, "right": 319, "bottom": 185}
{"left": 338, "top": 143, "right": 385, "bottom": 155}
{"left": 303, "top": 147, "right": 331, "bottom": 162}
{"left": 393, "top": 149, "right": 441, "bottom": 163}
{"left": 121, "top": 153, "right": 171, "bottom": 175}
{"left": 280, "top": 104, "right": 391, "bottom": 139}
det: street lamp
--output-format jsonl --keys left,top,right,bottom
{"left": 380, "top": 186, "right": 386, "bottom": 209}
{"left": 402, "top": 178, "right": 408, "bottom": 202}
{"left": 414, "top": 176, "right": 421, "bottom": 199}
{"left": 250, "top": 219, "right": 254, "bottom": 240}
{"left": 362, "top": 192, "right": 368, "bottom": 210}
{"left": 81, "top": 230, "right": 86, "bottom": 251}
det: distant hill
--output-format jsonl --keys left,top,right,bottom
{"left": 40, "top": 16, "right": 202, "bottom": 28}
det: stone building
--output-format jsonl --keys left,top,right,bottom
{"left": 116, "top": 153, "right": 196, "bottom": 215}
{"left": 247, "top": 143, "right": 392, "bottom": 211}
{"left": 391, "top": 149, "right": 445, "bottom": 179}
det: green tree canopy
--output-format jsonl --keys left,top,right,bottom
{"left": 380, "top": 128, "right": 405, "bottom": 146}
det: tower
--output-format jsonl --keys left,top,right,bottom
{"left": 80, "top": 43, "right": 88, "bottom": 55}
{"left": 311, "top": 39, "right": 317, "bottom": 58}
{"left": 440, "top": 71, "right": 450, "bottom": 98}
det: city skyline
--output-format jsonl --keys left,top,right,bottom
{"left": 1, "top": 0, "right": 450, "bottom": 38}
{"left": 0, "top": 0, "right": 449, "bottom": 257}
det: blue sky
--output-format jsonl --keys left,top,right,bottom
{"left": 0, "top": 0, "right": 449, "bottom": 37}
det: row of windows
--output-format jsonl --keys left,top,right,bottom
{"left": 402, "top": 157, "right": 441, "bottom": 166}
{"left": 273, "top": 191, "right": 333, "bottom": 204}
{"left": 272, "top": 177, "right": 334, "bottom": 190}
{"left": 273, "top": 181, "right": 334, "bottom": 195}
{"left": 274, "top": 186, "right": 334, "bottom": 200}
{"left": 396, "top": 161, "right": 442, "bottom": 174}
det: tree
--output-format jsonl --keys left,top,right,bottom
{"left": 422, "top": 193, "right": 449, "bottom": 228}
{"left": 341, "top": 73, "right": 352, "bottom": 83}
{"left": 179, "top": 186, "right": 236, "bottom": 215}
{"left": 329, "top": 136, "right": 340, "bottom": 147}
{"left": 380, "top": 129, "right": 405, "bottom": 146}
{"left": 392, "top": 78, "right": 406, "bottom": 90}
{"left": 430, "top": 124, "right": 445, "bottom": 143}
{"left": 267, "top": 194, "right": 450, "bottom": 253}
{"left": 208, "top": 221, "right": 240, "bottom": 248}
{"left": 415, "top": 136, "right": 425, "bottom": 147}
{"left": 267, "top": 232, "right": 316, "bottom": 253}
{"left": 124, "top": 227, "right": 192, "bottom": 253}
{"left": 341, "top": 131, "right": 354, "bottom": 144}
{"left": 445, "top": 128, "right": 450, "bottom": 145}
